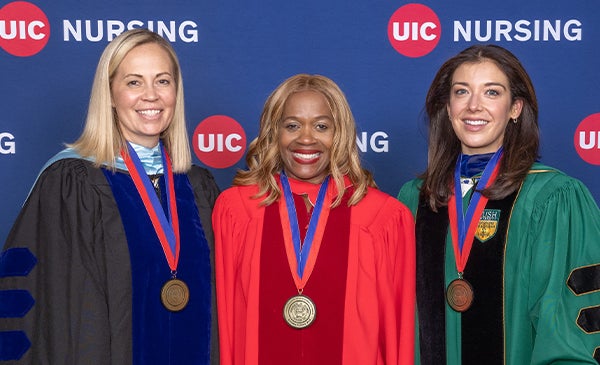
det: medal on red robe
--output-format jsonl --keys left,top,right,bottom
{"left": 447, "top": 148, "right": 503, "bottom": 312}
{"left": 122, "top": 142, "right": 189, "bottom": 312}
{"left": 283, "top": 293, "right": 317, "bottom": 329}
{"left": 279, "top": 172, "right": 330, "bottom": 329}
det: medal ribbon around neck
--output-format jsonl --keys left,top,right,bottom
{"left": 279, "top": 171, "right": 330, "bottom": 287}
{"left": 121, "top": 141, "right": 180, "bottom": 273}
{"left": 448, "top": 147, "right": 503, "bottom": 274}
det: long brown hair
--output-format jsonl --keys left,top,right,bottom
{"left": 420, "top": 44, "right": 539, "bottom": 210}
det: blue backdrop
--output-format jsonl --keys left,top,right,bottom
{"left": 1, "top": 0, "right": 598, "bottom": 244}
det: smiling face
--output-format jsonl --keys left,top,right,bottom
{"left": 447, "top": 60, "right": 523, "bottom": 155}
{"left": 111, "top": 42, "right": 176, "bottom": 148}
{"left": 278, "top": 90, "right": 334, "bottom": 184}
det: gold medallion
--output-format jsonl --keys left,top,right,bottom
{"left": 283, "top": 294, "right": 316, "bottom": 329}
{"left": 161, "top": 278, "right": 190, "bottom": 312}
{"left": 446, "top": 278, "right": 474, "bottom": 312}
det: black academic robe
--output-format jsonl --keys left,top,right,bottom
{"left": 0, "top": 158, "right": 220, "bottom": 364}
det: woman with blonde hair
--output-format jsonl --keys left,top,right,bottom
{"left": 0, "top": 28, "right": 219, "bottom": 364}
{"left": 213, "top": 74, "right": 416, "bottom": 365}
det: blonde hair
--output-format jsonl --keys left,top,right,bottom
{"left": 68, "top": 28, "right": 191, "bottom": 172}
{"left": 234, "top": 74, "right": 376, "bottom": 207}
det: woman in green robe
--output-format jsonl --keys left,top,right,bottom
{"left": 398, "top": 44, "right": 600, "bottom": 364}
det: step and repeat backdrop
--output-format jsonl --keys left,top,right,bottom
{"left": 1, "top": 0, "right": 598, "bottom": 244}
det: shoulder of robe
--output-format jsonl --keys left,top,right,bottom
{"left": 215, "top": 184, "right": 264, "bottom": 218}
{"left": 521, "top": 163, "right": 594, "bottom": 213}
{"left": 34, "top": 158, "right": 110, "bottom": 192}
{"left": 187, "top": 165, "right": 220, "bottom": 193}
{"left": 353, "top": 187, "right": 411, "bottom": 227}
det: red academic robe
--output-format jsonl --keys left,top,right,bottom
{"left": 212, "top": 175, "right": 416, "bottom": 364}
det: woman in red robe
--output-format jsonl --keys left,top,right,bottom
{"left": 213, "top": 74, "right": 416, "bottom": 365}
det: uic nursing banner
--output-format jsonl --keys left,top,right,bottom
{"left": 1, "top": 0, "right": 598, "bottom": 243}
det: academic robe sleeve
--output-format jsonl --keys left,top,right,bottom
{"left": 396, "top": 179, "right": 424, "bottom": 364}
{"left": 397, "top": 179, "right": 422, "bottom": 214}
{"left": 188, "top": 165, "right": 222, "bottom": 365}
{"left": 392, "top": 198, "right": 417, "bottom": 365}
{"left": 0, "top": 159, "right": 132, "bottom": 364}
{"left": 345, "top": 190, "right": 416, "bottom": 364}
{"left": 212, "top": 185, "right": 263, "bottom": 365}
{"left": 508, "top": 173, "right": 600, "bottom": 364}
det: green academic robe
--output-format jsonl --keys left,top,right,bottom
{"left": 398, "top": 163, "right": 600, "bottom": 364}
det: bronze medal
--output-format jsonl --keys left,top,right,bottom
{"left": 446, "top": 278, "right": 474, "bottom": 312}
{"left": 161, "top": 278, "right": 190, "bottom": 312}
{"left": 283, "top": 294, "right": 316, "bottom": 329}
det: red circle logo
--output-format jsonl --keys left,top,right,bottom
{"left": 387, "top": 3, "right": 441, "bottom": 58}
{"left": 574, "top": 113, "right": 600, "bottom": 166}
{"left": 0, "top": 1, "right": 50, "bottom": 57}
{"left": 192, "top": 115, "right": 247, "bottom": 169}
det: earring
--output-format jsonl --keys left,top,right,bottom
{"left": 512, "top": 118, "right": 518, "bottom": 124}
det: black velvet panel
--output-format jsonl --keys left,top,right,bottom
{"left": 416, "top": 189, "right": 518, "bottom": 365}
{"left": 568, "top": 265, "right": 600, "bottom": 295}
{"left": 415, "top": 197, "right": 449, "bottom": 365}
{"left": 577, "top": 306, "right": 600, "bottom": 334}
{"left": 592, "top": 347, "right": 600, "bottom": 363}
{"left": 461, "top": 191, "right": 518, "bottom": 365}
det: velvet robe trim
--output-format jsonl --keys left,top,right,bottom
{"left": 103, "top": 169, "right": 212, "bottom": 364}
{"left": 415, "top": 198, "right": 448, "bottom": 365}
{"left": 258, "top": 190, "right": 352, "bottom": 364}
{"left": 416, "top": 190, "right": 518, "bottom": 365}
